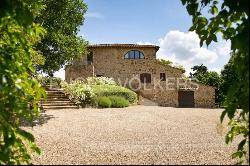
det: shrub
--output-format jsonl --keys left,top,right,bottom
{"left": 61, "top": 80, "right": 138, "bottom": 108}
{"left": 37, "top": 76, "right": 62, "bottom": 87}
{"left": 86, "top": 76, "right": 117, "bottom": 85}
{"left": 91, "top": 85, "right": 138, "bottom": 104}
{"left": 97, "top": 96, "right": 112, "bottom": 108}
{"left": 109, "top": 96, "right": 129, "bottom": 108}
{"left": 157, "top": 58, "right": 173, "bottom": 66}
{"left": 62, "top": 81, "right": 96, "bottom": 106}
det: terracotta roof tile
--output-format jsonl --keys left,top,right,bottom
{"left": 88, "top": 44, "right": 160, "bottom": 50}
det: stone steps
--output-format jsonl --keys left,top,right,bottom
{"left": 43, "top": 105, "right": 79, "bottom": 110}
{"left": 41, "top": 86, "right": 77, "bottom": 110}
{"left": 138, "top": 96, "right": 159, "bottom": 106}
{"left": 42, "top": 98, "right": 70, "bottom": 101}
{"left": 42, "top": 100, "right": 73, "bottom": 104}
{"left": 137, "top": 90, "right": 159, "bottom": 106}
{"left": 42, "top": 102, "right": 76, "bottom": 106}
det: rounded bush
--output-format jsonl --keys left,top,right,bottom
{"left": 97, "top": 96, "right": 112, "bottom": 108}
{"left": 109, "top": 96, "right": 129, "bottom": 108}
{"left": 92, "top": 85, "right": 138, "bottom": 104}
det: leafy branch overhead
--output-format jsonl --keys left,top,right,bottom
{"left": 181, "top": 0, "right": 249, "bottom": 164}
{"left": 181, "top": 0, "right": 249, "bottom": 48}
{"left": 0, "top": 0, "right": 46, "bottom": 164}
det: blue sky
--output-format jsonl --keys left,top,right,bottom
{"left": 55, "top": 0, "right": 231, "bottom": 79}
{"left": 80, "top": 0, "right": 192, "bottom": 43}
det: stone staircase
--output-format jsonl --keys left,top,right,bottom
{"left": 41, "top": 86, "right": 78, "bottom": 110}
{"left": 138, "top": 96, "right": 159, "bottom": 106}
{"left": 137, "top": 89, "right": 159, "bottom": 106}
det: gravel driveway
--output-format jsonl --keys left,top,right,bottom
{"left": 26, "top": 106, "right": 239, "bottom": 165}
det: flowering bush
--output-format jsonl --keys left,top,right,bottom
{"left": 61, "top": 78, "right": 138, "bottom": 108}
{"left": 62, "top": 81, "right": 96, "bottom": 106}
{"left": 37, "top": 76, "right": 62, "bottom": 87}
{"left": 86, "top": 76, "right": 117, "bottom": 85}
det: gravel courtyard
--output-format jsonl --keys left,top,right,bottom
{"left": 26, "top": 106, "right": 239, "bottom": 165}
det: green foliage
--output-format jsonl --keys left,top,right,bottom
{"left": 97, "top": 97, "right": 112, "bottom": 108}
{"left": 37, "top": 76, "right": 62, "bottom": 87}
{"left": 175, "top": 64, "right": 185, "bottom": 72}
{"left": 182, "top": 0, "right": 249, "bottom": 163}
{"left": 86, "top": 77, "right": 117, "bottom": 85}
{"left": 109, "top": 96, "right": 129, "bottom": 108}
{"left": 226, "top": 113, "right": 249, "bottom": 165}
{"left": 92, "top": 85, "right": 138, "bottom": 104}
{"left": 157, "top": 59, "right": 173, "bottom": 66}
{"left": 0, "top": 0, "right": 46, "bottom": 164}
{"left": 61, "top": 81, "right": 96, "bottom": 106}
{"left": 35, "top": 0, "right": 88, "bottom": 76}
{"left": 190, "top": 64, "right": 208, "bottom": 78}
{"left": 157, "top": 59, "right": 185, "bottom": 72}
{"left": 61, "top": 77, "right": 138, "bottom": 107}
{"left": 190, "top": 65, "right": 223, "bottom": 106}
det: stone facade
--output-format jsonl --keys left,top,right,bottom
{"left": 65, "top": 44, "right": 215, "bottom": 108}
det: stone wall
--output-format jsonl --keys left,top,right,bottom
{"left": 65, "top": 45, "right": 215, "bottom": 108}
{"left": 194, "top": 84, "right": 215, "bottom": 108}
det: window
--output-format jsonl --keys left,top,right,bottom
{"left": 96, "top": 74, "right": 103, "bottom": 77}
{"left": 124, "top": 53, "right": 129, "bottom": 59}
{"left": 124, "top": 50, "right": 145, "bottom": 59}
{"left": 129, "top": 51, "right": 135, "bottom": 59}
{"left": 135, "top": 51, "right": 140, "bottom": 59}
{"left": 140, "top": 52, "right": 144, "bottom": 59}
{"left": 160, "top": 73, "right": 166, "bottom": 81}
{"left": 87, "top": 51, "right": 93, "bottom": 65}
{"left": 140, "top": 73, "right": 151, "bottom": 83}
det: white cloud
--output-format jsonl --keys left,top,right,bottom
{"left": 156, "top": 30, "right": 231, "bottom": 75}
{"left": 213, "top": 40, "right": 231, "bottom": 57}
{"left": 210, "top": 67, "right": 222, "bottom": 74}
{"left": 137, "top": 41, "right": 155, "bottom": 45}
{"left": 85, "top": 12, "right": 104, "bottom": 19}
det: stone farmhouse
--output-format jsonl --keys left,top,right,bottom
{"left": 65, "top": 44, "right": 215, "bottom": 108}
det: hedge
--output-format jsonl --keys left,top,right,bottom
{"left": 91, "top": 85, "right": 138, "bottom": 104}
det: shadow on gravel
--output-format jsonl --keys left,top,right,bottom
{"left": 20, "top": 113, "right": 55, "bottom": 127}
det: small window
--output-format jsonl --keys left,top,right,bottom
{"left": 96, "top": 75, "right": 103, "bottom": 77}
{"left": 87, "top": 51, "right": 93, "bottom": 65}
{"left": 140, "top": 73, "right": 151, "bottom": 83}
{"left": 124, "top": 50, "right": 144, "bottom": 59}
{"left": 160, "top": 73, "right": 166, "bottom": 81}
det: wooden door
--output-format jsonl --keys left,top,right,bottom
{"left": 178, "top": 91, "right": 195, "bottom": 108}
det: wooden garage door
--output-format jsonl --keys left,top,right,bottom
{"left": 178, "top": 91, "right": 195, "bottom": 108}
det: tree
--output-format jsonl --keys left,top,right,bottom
{"left": 189, "top": 64, "right": 208, "bottom": 78}
{"left": 0, "top": 0, "right": 46, "bottom": 164}
{"left": 157, "top": 58, "right": 173, "bottom": 66}
{"left": 220, "top": 56, "right": 238, "bottom": 99}
{"left": 157, "top": 58, "right": 186, "bottom": 72}
{"left": 190, "top": 65, "right": 223, "bottom": 106}
{"left": 181, "top": 0, "right": 249, "bottom": 163}
{"left": 35, "top": 0, "right": 88, "bottom": 76}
